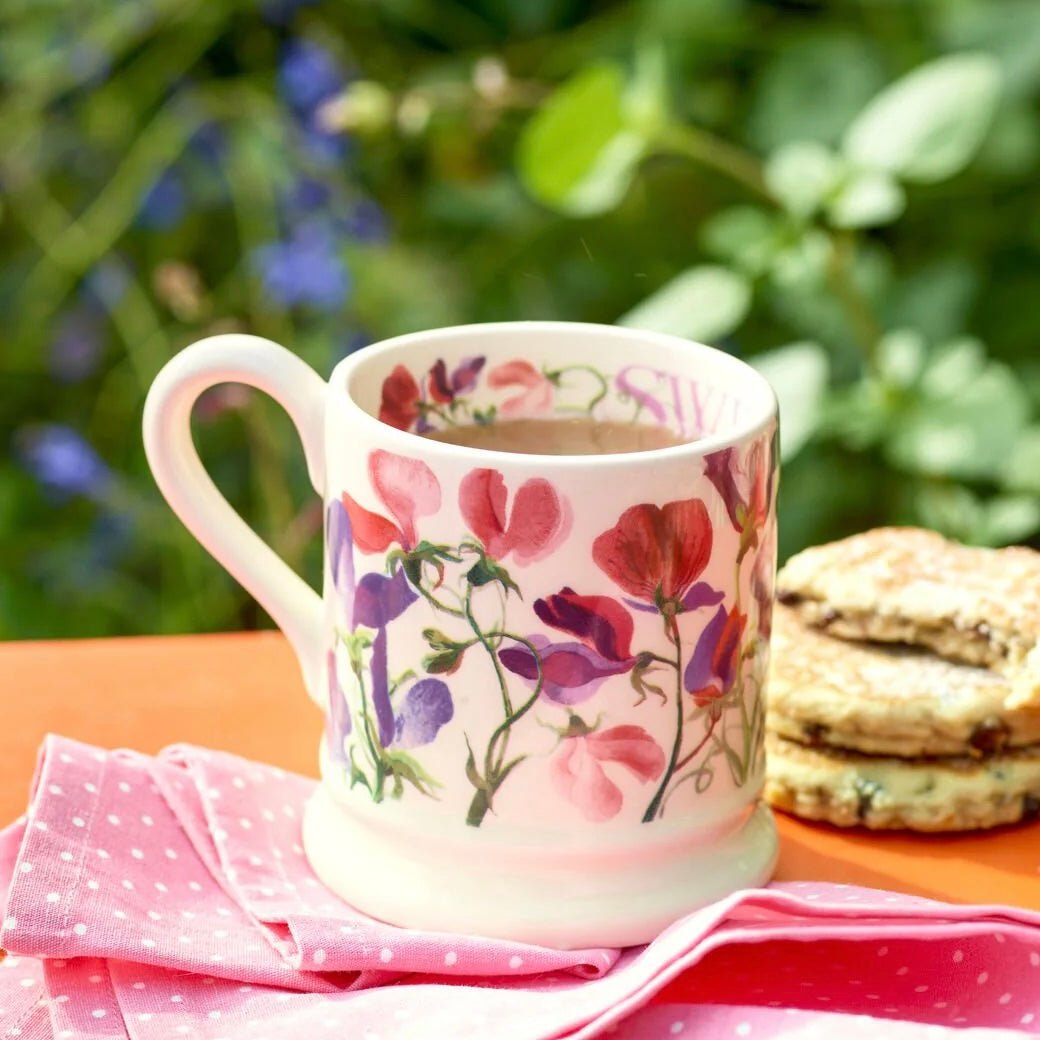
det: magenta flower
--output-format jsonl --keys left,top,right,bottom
{"left": 487, "top": 359, "right": 554, "bottom": 417}
{"left": 499, "top": 634, "right": 632, "bottom": 705}
{"left": 704, "top": 432, "right": 776, "bottom": 549}
{"left": 550, "top": 724, "right": 665, "bottom": 822}
{"left": 534, "top": 588, "right": 634, "bottom": 663}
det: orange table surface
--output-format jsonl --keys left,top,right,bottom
{"left": 2, "top": 631, "right": 1038, "bottom": 910}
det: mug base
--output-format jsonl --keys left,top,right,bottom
{"left": 302, "top": 785, "right": 778, "bottom": 949}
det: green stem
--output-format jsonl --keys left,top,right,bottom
{"left": 464, "top": 587, "right": 513, "bottom": 718}
{"left": 642, "top": 616, "right": 684, "bottom": 822}
{"left": 351, "top": 660, "right": 386, "bottom": 800}
{"left": 555, "top": 363, "right": 609, "bottom": 414}
{"left": 655, "top": 123, "right": 773, "bottom": 201}
{"left": 826, "top": 230, "right": 883, "bottom": 365}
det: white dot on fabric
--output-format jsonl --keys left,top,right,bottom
{"left": 2, "top": 917, "right": 16, "bottom": 930}
{"left": 59, "top": 754, "right": 73, "bottom": 764}
{"left": 132, "top": 983, "right": 146, "bottom": 990}
{"left": 444, "top": 951, "right": 457, "bottom": 967}
{"left": 933, "top": 1002, "right": 947, "bottom": 1010}
{"left": 107, "top": 815, "right": 120, "bottom": 826}
{"left": 669, "top": 1023, "right": 683, "bottom": 1036}
{"left": 734, "top": 1025, "right": 751, "bottom": 1038}
{"left": 118, "top": 782, "right": 131, "bottom": 794}
{"left": 1030, "top": 952, "right": 1040, "bottom": 968}
{"left": 216, "top": 908, "right": 231, "bottom": 917}
{"left": 178, "top": 936, "right": 191, "bottom": 944}
{"left": 18, "top": 863, "right": 32, "bottom": 874}
{"left": 88, "top": 975, "right": 102, "bottom": 984}
{"left": 141, "top": 815, "right": 153, "bottom": 826}
{"left": 313, "top": 949, "right": 327, "bottom": 965}
{"left": 46, "top": 893, "right": 60, "bottom": 903}
{"left": 84, "top": 783, "right": 97, "bottom": 794}
{"left": 176, "top": 1026, "right": 191, "bottom": 1034}
{"left": 876, "top": 946, "right": 888, "bottom": 957}
{"left": 379, "top": 948, "right": 393, "bottom": 963}
{"left": 248, "top": 855, "right": 263, "bottom": 868}
{"left": 509, "top": 955, "right": 523, "bottom": 970}
{"left": 48, "top": 785, "right": 63, "bottom": 796}
{"left": 96, "top": 850, "right": 110, "bottom": 860}
{"left": 142, "top": 938, "right": 156, "bottom": 948}
{"left": 91, "top": 1009, "right": 106, "bottom": 1019}
{"left": 148, "top": 911, "right": 161, "bottom": 921}
{"left": 188, "top": 881, "right": 202, "bottom": 892}
{"left": 87, "top": 880, "right": 99, "bottom": 891}
{"left": 999, "top": 993, "right": 1012, "bottom": 1005}
{"left": 213, "top": 930, "right": 229, "bottom": 939}
{"left": 72, "top": 923, "right": 87, "bottom": 936}
{"left": 72, "top": 818, "right": 85, "bottom": 828}
{"left": 60, "top": 852, "right": 73, "bottom": 862}
{"left": 896, "top": 967, "right": 908, "bottom": 976}
{"left": 122, "top": 880, "right": 134, "bottom": 890}
{"left": 994, "top": 934, "right": 1005, "bottom": 944}
{"left": 19, "top": 978, "right": 33, "bottom": 988}
{"left": 131, "top": 849, "right": 144, "bottom": 860}
{"left": 165, "top": 849, "right": 178, "bottom": 860}
{"left": 953, "top": 950, "right": 964, "bottom": 963}
{"left": 113, "top": 911, "right": 126, "bottom": 920}
{"left": 211, "top": 954, "right": 224, "bottom": 962}
{"left": 262, "top": 810, "right": 276, "bottom": 823}
{"left": 914, "top": 985, "right": 928, "bottom": 993}
{"left": 155, "top": 882, "right": 168, "bottom": 893}
{"left": 170, "top": 995, "right": 183, "bottom": 1003}
{"left": 137, "top": 1014, "right": 152, "bottom": 1022}
{"left": 977, "top": 972, "right": 989, "bottom": 985}
{"left": 214, "top": 829, "right": 228, "bottom": 842}
{"left": 209, "top": 1011, "right": 222, "bottom": 1020}
{"left": 1022, "top": 1013, "right": 1035, "bottom": 1025}
{"left": 276, "top": 995, "right": 291, "bottom": 1004}
{"left": 53, "top": 963, "right": 67, "bottom": 970}
{"left": 240, "top": 818, "right": 252, "bottom": 830}
{"left": 33, "top": 821, "right": 47, "bottom": 832}
{"left": 232, "top": 777, "right": 246, "bottom": 789}
{"left": 181, "top": 911, "right": 196, "bottom": 920}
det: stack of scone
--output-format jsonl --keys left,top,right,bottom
{"left": 764, "top": 527, "right": 1040, "bottom": 831}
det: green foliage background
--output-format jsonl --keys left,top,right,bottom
{"left": 1, "top": 0, "right": 1039, "bottom": 640}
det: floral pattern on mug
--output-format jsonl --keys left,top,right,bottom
{"left": 325, "top": 431, "right": 775, "bottom": 827}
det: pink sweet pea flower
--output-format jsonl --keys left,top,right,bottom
{"left": 342, "top": 449, "right": 441, "bottom": 553}
{"left": 459, "top": 468, "right": 569, "bottom": 563}
{"left": 487, "top": 359, "right": 554, "bottom": 417}
{"left": 550, "top": 724, "right": 665, "bottom": 822}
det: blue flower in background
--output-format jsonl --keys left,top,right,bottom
{"left": 278, "top": 39, "right": 344, "bottom": 115}
{"left": 260, "top": 0, "right": 317, "bottom": 26}
{"left": 285, "top": 176, "right": 332, "bottom": 213}
{"left": 138, "top": 170, "right": 187, "bottom": 230}
{"left": 16, "top": 424, "right": 112, "bottom": 501}
{"left": 83, "top": 261, "right": 129, "bottom": 309}
{"left": 49, "top": 309, "right": 104, "bottom": 384}
{"left": 252, "top": 221, "right": 350, "bottom": 310}
{"left": 344, "top": 198, "right": 389, "bottom": 243}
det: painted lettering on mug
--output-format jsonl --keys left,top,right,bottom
{"left": 614, "top": 365, "right": 743, "bottom": 438}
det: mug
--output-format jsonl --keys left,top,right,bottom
{"left": 143, "top": 321, "right": 779, "bottom": 948}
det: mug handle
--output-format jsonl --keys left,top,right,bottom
{"left": 143, "top": 334, "right": 327, "bottom": 705}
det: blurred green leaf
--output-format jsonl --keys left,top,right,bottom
{"left": 698, "top": 206, "right": 780, "bottom": 276}
{"left": 876, "top": 329, "right": 927, "bottom": 389}
{"left": 826, "top": 168, "right": 905, "bottom": 228}
{"left": 843, "top": 53, "right": 1002, "bottom": 182}
{"left": 887, "top": 346, "right": 1031, "bottom": 481}
{"left": 750, "top": 342, "right": 828, "bottom": 460}
{"left": 517, "top": 64, "right": 648, "bottom": 216}
{"left": 912, "top": 484, "right": 1040, "bottom": 546}
{"left": 764, "top": 140, "right": 840, "bottom": 219}
{"left": 1001, "top": 426, "right": 1040, "bottom": 492}
{"left": 884, "top": 259, "right": 978, "bottom": 344}
{"left": 617, "top": 264, "right": 750, "bottom": 342}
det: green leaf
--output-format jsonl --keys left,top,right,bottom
{"left": 764, "top": 141, "right": 840, "bottom": 218}
{"left": 876, "top": 329, "right": 927, "bottom": 389}
{"left": 843, "top": 53, "right": 1002, "bottom": 183}
{"left": 699, "top": 206, "right": 780, "bottom": 277}
{"left": 517, "top": 64, "right": 648, "bottom": 216}
{"left": 981, "top": 496, "right": 1040, "bottom": 545}
{"left": 465, "top": 557, "right": 520, "bottom": 595}
{"left": 750, "top": 343, "right": 828, "bottom": 461}
{"left": 617, "top": 265, "right": 751, "bottom": 342}
{"left": 884, "top": 259, "right": 978, "bottom": 344}
{"left": 826, "top": 168, "right": 905, "bottom": 228}
{"left": 887, "top": 350, "right": 1031, "bottom": 481}
{"left": 1001, "top": 426, "right": 1040, "bottom": 493}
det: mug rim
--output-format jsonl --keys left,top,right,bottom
{"left": 330, "top": 321, "right": 778, "bottom": 466}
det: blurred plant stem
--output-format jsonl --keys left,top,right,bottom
{"left": 656, "top": 121, "right": 882, "bottom": 366}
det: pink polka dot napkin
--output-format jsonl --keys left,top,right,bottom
{"left": 1, "top": 735, "right": 1039, "bottom": 1039}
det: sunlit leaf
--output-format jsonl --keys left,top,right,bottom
{"left": 843, "top": 53, "right": 1002, "bottom": 182}
{"left": 617, "top": 265, "right": 751, "bottom": 342}
{"left": 764, "top": 141, "right": 840, "bottom": 218}
{"left": 826, "top": 168, "right": 905, "bottom": 228}
{"left": 750, "top": 342, "right": 828, "bottom": 460}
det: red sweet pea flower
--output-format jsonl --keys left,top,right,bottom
{"left": 534, "top": 587, "right": 634, "bottom": 663}
{"left": 460, "top": 468, "right": 569, "bottom": 564}
{"left": 704, "top": 432, "right": 776, "bottom": 548}
{"left": 378, "top": 365, "right": 421, "bottom": 431}
{"left": 683, "top": 604, "right": 747, "bottom": 708}
{"left": 592, "top": 499, "right": 713, "bottom": 605}
{"left": 342, "top": 449, "right": 441, "bottom": 553}
{"left": 550, "top": 724, "right": 665, "bottom": 822}
{"left": 487, "top": 360, "right": 554, "bottom": 417}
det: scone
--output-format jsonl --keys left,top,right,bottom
{"left": 768, "top": 605, "right": 1040, "bottom": 758}
{"left": 776, "top": 527, "right": 1040, "bottom": 709}
{"left": 764, "top": 732, "right": 1040, "bottom": 831}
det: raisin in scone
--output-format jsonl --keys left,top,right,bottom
{"left": 768, "top": 605, "right": 1040, "bottom": 758}
{"left": 776, "top": 527, "right": 1040, "bottom": 709}
{"left": 764, "top": 732, "right": 1040, "bottom": 831}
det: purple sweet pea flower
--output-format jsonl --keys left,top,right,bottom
{"left": 683, "top": 604, "right": 747, "bottom": 708}
{"left": 326, "top": 499, "right": 355, "bottom": 597}
{"left": 325, "top": 649, "right": 351, "bottom": 765}
{"left": 499, "top": 634, "right": 632, "bottom": 706}
{"left": 393, "top": 678, "right": 454, "bottom": 748}
{"left": 428, "top": 356, "right": 486, "bottom": 404}
{"left": 534, "top": 587, "right": 634, "bottom": 663}
{"left": 353, "top": 568, "right": 418, "bottom": 629}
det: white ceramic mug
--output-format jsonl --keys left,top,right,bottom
{"left": 143, "top": 321, "right": 779, "bottom": 947}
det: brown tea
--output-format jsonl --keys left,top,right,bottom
{"left": 421, "top": 417, "right": 688, "bottom": 455}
